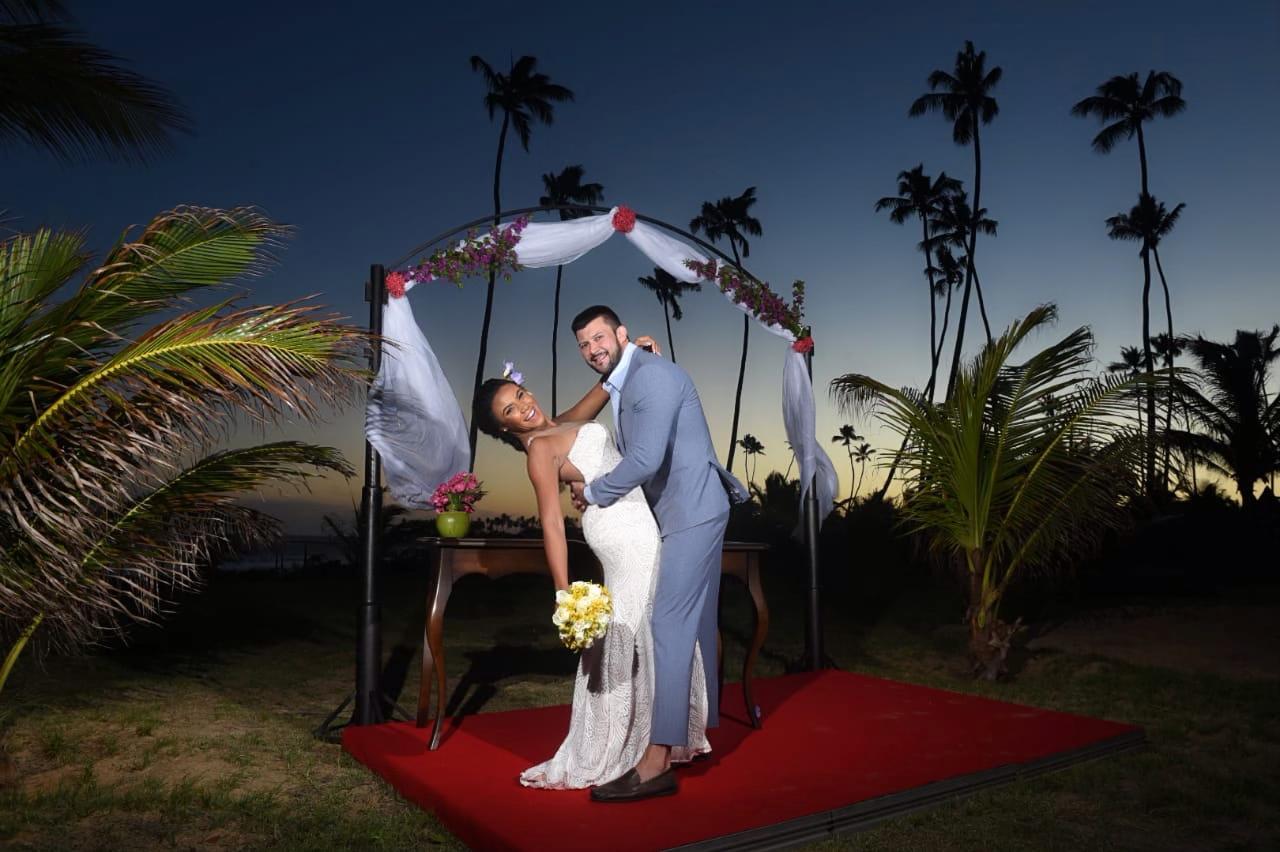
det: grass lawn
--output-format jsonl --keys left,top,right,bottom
{"left": 1, "top": 562, "right": 1277, "bottom": 851}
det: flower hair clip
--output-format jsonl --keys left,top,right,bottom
{"left": 502, "top": 360, "right": 524, "bottom": 385}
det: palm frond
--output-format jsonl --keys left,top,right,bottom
{"left": 0, "top": 22, "right": 190, "bottom": 163}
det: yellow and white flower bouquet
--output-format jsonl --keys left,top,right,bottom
{"left": 552, "top": 581, "right": 613, "bottom": 651}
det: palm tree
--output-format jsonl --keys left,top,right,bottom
{"left": 830, "top": 425, "right": 863, "bottom": 505}
{"left": 833, "top": 305, "right": 1149, "bottom": 679}
{"left": 923, "top": 190, "right": 998, "bottom": 348}
{"left": 1107, "top": 193, "right": 1184, "bottom": 491}
{"left": 0, "top": 2, "right": 190, "bottom": 163}
{"left": 1108, "top": 344, "right": 1146, "bottom": 431}
{"left": 636, "top": 267, "right": 701, "bottom": 362}
{"left": 875, "top": 165, "right": 962, "bottom": 400}
{"left": 737, "top": 434, "right": 766, "bottom": 490}
{"left": 926, "top": 246, "right": 966, "bottom": 383}
{"left": 538, "top": 165, "right": 604, "bottom": 412}
{"left": 910, "top": 41, "right": 1003, "bottom": 401}
{"left": 1072, "top": 71, "right": 1186, "bottom": 198}
{"left": 1172, "top": 327, "right": 1280, "bottom": 508}
{"left": 852, "top": 442, "right": 875, "bottom": 499}
{"left": 1152, "top": 332, "right": 1189, "bottom": 487}
{"left": 468, "top": 55, "right": 573, "bottom": 463}
{"left": 0, "top": 207, "right": 366, "bottom": 695}
{"left": 690, "top": 187, "right": 764, "bottom": 474}
{"left": 874, "top": 196, "right": 995, "bottom": 502}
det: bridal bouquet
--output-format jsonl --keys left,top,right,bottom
{"left": 552, "top": 581, "right": 613, "bottom": 651}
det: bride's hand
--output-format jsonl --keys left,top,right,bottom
{"left": 634, "top": 335, "right": 662, "bottom": 357}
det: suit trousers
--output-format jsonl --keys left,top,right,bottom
{"left": 650, "top": 508, "right": 730, "bottom": 747}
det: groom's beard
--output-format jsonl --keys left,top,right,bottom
{"left": 589, "top": 344, "right": 622, "bottom": 377}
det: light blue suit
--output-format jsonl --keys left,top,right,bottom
{"left": 585, "top": 346, "right": 748, "bottom": 746}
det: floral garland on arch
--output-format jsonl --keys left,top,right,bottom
{"left": 367, "top": 203, "right": 838, "bottom": 528}
{"left": 385, "top": 216, "right": 530, "bottom": 298}
{"left": 684, "top": 258, "right": 812, "bottom": 352}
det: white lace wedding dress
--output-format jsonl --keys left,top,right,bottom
{"left": 519, "top": 421, "right": 710, "bottom": 789}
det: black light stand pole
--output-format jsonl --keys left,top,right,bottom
{"left": 803, "top": 328, "right": 823, "bottom": 671}
{"left": 354, "top": 264, "right": 387, "bottom": 726}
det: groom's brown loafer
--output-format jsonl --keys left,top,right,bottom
{"left": 589, "top": 768, "right": 677, "bottom": 802}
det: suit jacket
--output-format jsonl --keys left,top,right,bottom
{"left": 588, "top": 348, "right": 748, "bottom": 535}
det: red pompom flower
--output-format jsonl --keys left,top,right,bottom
{"left": 612, "top": 205, "right": 637, "bottom": 233}
{"left": 792, "top": 336, "right": 814, "bottom": 354}
{"left": 385, "top": 270, "right": 407, "bottom": 299}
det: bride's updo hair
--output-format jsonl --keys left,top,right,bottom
{"left": 473, "top": 378, "right": 527, "bottom": 453}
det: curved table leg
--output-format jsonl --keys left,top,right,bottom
{"left": 415, "top": 555, "right": 454, "bottom": 751}
{"left": 743, "top": 555, "right": 769, "bottom": 728}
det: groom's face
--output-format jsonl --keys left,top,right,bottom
{"left": 575, "top": 317, "right": 628, "bottom": 377}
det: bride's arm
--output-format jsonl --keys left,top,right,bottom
{"left": 527, "top": 442, "right": 570, "bottom": 592}
{"left": 556, "top": 335, "right": 662, "bottom": 421}
{"left": 556, "top": 382, "right": 609, "bottom": 423}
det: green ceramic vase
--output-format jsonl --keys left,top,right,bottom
{"left": 435, "top": 511, "right": 470, "bottom": 539}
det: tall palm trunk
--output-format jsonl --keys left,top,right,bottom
{"left": 847, "top": 450, "right": 857, "bottom": 503}
{"left": 661, "top": 297, "right": 677, "bottom": 363}
{"left": 1140, "top": 245, "right": 1157, "bottom": 492}
{"left": 945, "top": 121, "right": 983, "bottom": 400}
{"left": 1153, "top": 247, "right": 1176, "bottom": 485}
{"left": 1137, "top": 123, "right": 1150, "bottom": 197}
{"left": 973, "top": 267, "right": 993, "bottom": 345}
{"left": 878, "top": 271, "right": 955, "bottom": 502}
{"left": 725, "top": 242, "right": 749, "bottom": 474}
{"left": 550, "top": 264, "right": 564, "bottom": 413}
{"left": 469, "top": 112, "right": 511, "bottom": 466}
{"left": 922, "top": 217, "right": 940, "bottom": 400}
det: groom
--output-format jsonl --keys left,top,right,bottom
{"left": 569, "top": 305, "right": 747, "bottom": 802}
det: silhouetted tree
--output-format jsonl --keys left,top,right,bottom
{"left": 737, "top": 433, "right": 765, "bottom": 490}
{"left": 1173, "top": 327, "right": 1280, "bottom": 508}
{"left": 636, "top": 267, "right": 700, "bottom": 362}
{"left": 910, "top": 41, "right": 1002, "bottom": 400}
{"left": 690, "top": 187, "right": 764, "bottom": 473}
{"left": 1107, "top": 193, "right": 1184, "bottom": 491}
{"left": 875, "top": 165, "right": 962, "bottom": 399}
{"left": 1072, "top": 70, "right": 1186, "bottom": 198}
{"left": 468, "top": 55, "right": 573, "bottom": 464}
{"left": 924, "top": 189, "right": 997, "bottom": 346}
{"left": 853, "top": 442, "right": 875, "bottom": 499}
{"left": 830, "top": 425, "right": 863, "bottom": 505}
{"left": 1108, "top": 344, "right": 1146, "bottom": 431}
{"left": 0, "top": 1, "right": 190, "bottom": 163}
{"left": 539, "top": 165, "right": 604, "bottom": 412}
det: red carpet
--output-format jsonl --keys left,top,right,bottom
{"left": 343, "top": 670, "right": 1141, "bottom": 850}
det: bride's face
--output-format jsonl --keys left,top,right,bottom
{"left": 491, "top": 382, "right": 547, "bottom": 434}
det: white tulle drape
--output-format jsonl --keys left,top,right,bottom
{"left": 365, "top": 207, "right": 837, "bottom": 520}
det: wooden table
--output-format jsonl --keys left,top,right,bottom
{"left": 416, "top": 538, "right": 769, "bottom": 750}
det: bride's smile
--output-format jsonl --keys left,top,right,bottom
{"left": 492, "top": 383, "right": 549, "bottom": 433}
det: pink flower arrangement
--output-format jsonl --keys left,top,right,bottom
{"left": 611, "top": 205, "right": 637, "bottom": 233}
{"left": 388, "top": 216, "right": 530, "bottom": 298}
{"left": 430, "top": 472, "right": 485, "bottom": 514}
{"left": 684, "top": 258, "right": 812, "bottom": 348}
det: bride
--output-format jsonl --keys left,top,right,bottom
{"left": 472, "top": 340, "right": 710, "bottom": 790}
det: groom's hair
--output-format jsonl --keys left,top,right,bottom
{"left": 571, "top": 305, "right": 621, "bottom": 334}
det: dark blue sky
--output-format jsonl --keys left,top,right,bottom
{"left": 9, "top": 1, "right": 1279, "bottom": 527}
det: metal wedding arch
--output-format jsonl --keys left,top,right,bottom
{"left": 337, "top": 205, "right": 833, "bottom": 732}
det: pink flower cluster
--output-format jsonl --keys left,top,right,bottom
{"left": 430, "top": 472, "right": 485, "bottom": 514}
{"left": 684, "top": 258, "right": 811, "bottom": 348}
{"left": 389, "top": 217, "right": 530, "bottom": 298}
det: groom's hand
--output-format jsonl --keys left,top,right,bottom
{"left": 570, "top": 481, "right": 588, "bottom": 512}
